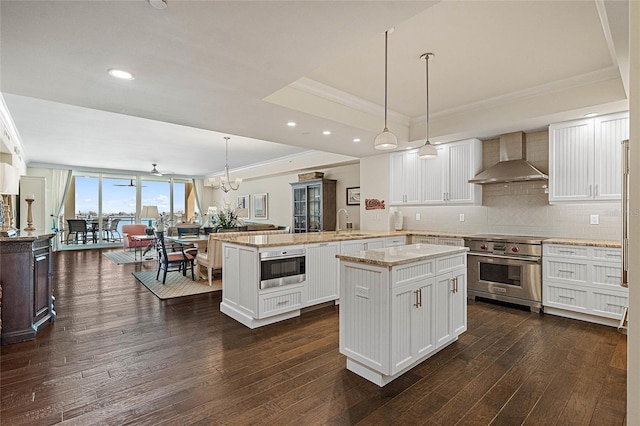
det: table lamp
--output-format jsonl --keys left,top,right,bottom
{"left": 140, "top": 205, "right": 159, "bottom": 235}
{"left": 0, "top": 163, "right": 19, "bottom": 236}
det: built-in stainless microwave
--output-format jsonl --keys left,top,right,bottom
{"left": 259, "top": 248, "right": 306, "bottom": 290}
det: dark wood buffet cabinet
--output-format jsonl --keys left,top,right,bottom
{"left": 0, "top": 232, "right": 55, "bottom": 345}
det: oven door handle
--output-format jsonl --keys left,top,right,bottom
{"left": 469, "top": 252, "right": 541, "bottom": 263}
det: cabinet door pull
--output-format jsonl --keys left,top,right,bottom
{"left": 419, "top": 288, "right": 422, "bottom": 307}
{"left": 414, "top": 289, "right": 420, "bottom": 308}
{"left": 595, "top": 184, "right": 598, "bottom": 197}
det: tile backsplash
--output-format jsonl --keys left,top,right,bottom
{"left": 397, "top": 130, "right": 621, "bottom": 240}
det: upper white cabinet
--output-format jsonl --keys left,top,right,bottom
{"left": 390, "top": 138, "right": 482, "bottom": 206}
{"left": 549, "top": 112, "right": 628, "bottom": 203}
{"left": 390, "top": 150, "right": 420, "bottom": 204}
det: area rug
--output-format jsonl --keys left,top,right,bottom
{"left": 104, "top": 250, "right": 156, "bottom": 265}
{"left": 132, "top": 270, "right": 221, "bottom": 300}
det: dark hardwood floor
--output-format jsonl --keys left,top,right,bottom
{"left": 1, "top": 248, "right": 627, "bottom": 425}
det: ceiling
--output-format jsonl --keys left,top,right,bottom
{"left": 0, "top": 0, "right": 629, "bottom": 178}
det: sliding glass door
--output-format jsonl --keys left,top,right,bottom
{"left": 64, "top": 173, "right": 194, "bottom": 247}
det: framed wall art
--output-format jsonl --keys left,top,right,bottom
{"left": 236, "top": 194, "right": 250, "bottom": 219}
{"left": 346, "top": 187, "right": 361, "bottom": 205}
{"left": 252, "top": 193, "right": 268, "bottom": 219}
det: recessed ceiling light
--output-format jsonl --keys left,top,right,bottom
{"left": 287, "top": 122, "right": 296, "bottom": 127}
{"left": 584, "top": 112, "right": 598, "bottom": 117}
{"left": 108, "top": 69, "right": 135, "bottom": 80}
{"left": 353, "top": 138, "right": 361, "bottom": 143}
{"left": 323, "top": 130, "right": 331, "bottom": 135}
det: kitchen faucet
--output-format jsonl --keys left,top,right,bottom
{"left": 336, "top": 208, "right": 349, "bottom": 234}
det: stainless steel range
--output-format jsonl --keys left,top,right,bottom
{"left": 464, "top": 234, "right": 544, "bottom": 312}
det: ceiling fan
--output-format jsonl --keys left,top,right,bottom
{"left": 149, "top": 163, "right": 173, "bottom": 176}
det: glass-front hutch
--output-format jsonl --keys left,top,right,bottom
{"left": 290, "top": 178, "right": 336, "bottom": 233}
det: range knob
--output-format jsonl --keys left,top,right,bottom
{"left": 480, "top": 244, "right": 488, "bottom": 250}
{"left": 511, "top": 246, "right": 519, "bottom": 253}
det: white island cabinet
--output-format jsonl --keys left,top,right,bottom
{"left": 337, "top": 244, "right": 468, "bottom": 386}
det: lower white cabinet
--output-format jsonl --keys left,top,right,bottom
{"left": 340, "top": 250, "right": 467, "bottom": 386}
{"left": 411, "top": 235, "right": 465, "bottom": 247}
{"left": 221, "top": 243, "right": 307, "bottom": 329}
{"left": 221, "top": 243, "right": 259, "bottom": 319}
{"left": 543, "top": 243, "right": 627, "bottom": 326}
{"left": 305, "top": 242, "right": 340, "bottom": 306}
{"left": 258, "top": 284, "right": 306, "bottom": 318}
{"left": 391, "top": 276, "right": 436, "bottom": 374}
{"left": 435, "top": 268, "right": 467, "bottom": 347}
{"left": 340, "top": 237, "right": 385, "bottom": 253}
{"left": 384, "top": 236, "right": 407, "bottom": 247}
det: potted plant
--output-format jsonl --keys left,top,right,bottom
{"left": 212, "top": 204, "right": 244, "bottom": 232}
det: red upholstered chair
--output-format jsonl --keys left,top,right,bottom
{"left": 122, "top": 224, "right": 152, "bottom": 251}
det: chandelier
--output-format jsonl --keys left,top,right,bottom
{"left": 208, "top": 137, "right": 242, "bottom": 192}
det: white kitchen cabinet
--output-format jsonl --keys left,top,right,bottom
{"left": 390, "top": 150, "right": 420, "bottom": 204}
{"left": 543, "top": 243, "right": 627, "bottom": 326}
{"left": 340, "top": 237, "right": 385, "bottom": 254}
{"left": 305, "top": 242, "right": 340, "bottom": 306}
{"left": 390, "top": 139, "right": 482, "bottom": 206}
{"left": 549, "top": 112, "right": 628, "bottom": 203}
{"left": 384, "top": 236, "right": 406, "bottom": 247}
{"left": 411, "top": 235, "right": 465, "bottom": 247}
{"left": 435, "top": 267, "right": 466, "bottom": 348}
{"left": 390, "top": 276, "right": 435, "bottom": 374}
{"left": 221, "top": 243, "right": 259, "bottom": 319}
{"left": 339, "top": 246, "right": 467, "bottom": 386}
{"left": 221, "top": 243, "right": 307, "bottom": 329}
{"left": 420, "top": 139, "right": 482, "bottom": 205}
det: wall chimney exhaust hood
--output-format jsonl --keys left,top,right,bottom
{"left": 469, "top": 131, "right": 548, "bottom": 184}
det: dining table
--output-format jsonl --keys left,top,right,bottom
{"left": 167, "top": 235, "right": 209, "bottom": 253}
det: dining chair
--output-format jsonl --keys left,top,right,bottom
{"left": 106, "top": 218, "right": 122, "bottom": 241}
{"left": 66, "top": 219, "right": 89, "bottom": 244}
{"left": 154, "top": 231, "right": 195, "bottom": 284}
{"left": 177, "top": 226, "right": 200, "bottom": 237}
{"left": 195, "top": 233, "right": 218, "bottom": 286}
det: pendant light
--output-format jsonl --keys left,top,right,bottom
{"left": 208, "top": 137, "right": 242, "bottom": 193}
{"left": 418, "top": 52, "right": 437, "bottom": 159}
{"left": 374, "top": 30, "right": 398, "bottom": 150}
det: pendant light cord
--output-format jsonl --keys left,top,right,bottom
{"left": 425, "top": 53, "right": 429, "bottom": 141}
{"left": 422, "top": 53, "right": 433, "bottom": 142}
{"left": 384, "top": 30, "right": 389, "bottom": 130}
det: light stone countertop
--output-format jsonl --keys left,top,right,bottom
{"left": 215, "top": 230, "right": 469, "bottom": 248}
{"left": 335, "top": 243, "right": 469, "bottom": 268}
{"left": 216, "top": 229, "right": 620, "bottom": 249}
{"left": 542, "top": 238, "right": 622, "bottom": 248}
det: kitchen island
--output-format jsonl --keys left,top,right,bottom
{"left": 217, "top": 231, "right": 466, "bottom": 329}
{"left": 217, "top": 231, "right": 409, "bottom": 329}
{"left": 336, "top": 243, "right": 468, "bottom": 386}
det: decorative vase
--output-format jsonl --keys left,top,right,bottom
{"left": 145, "top": 220, "right": 154, "bottom": 235}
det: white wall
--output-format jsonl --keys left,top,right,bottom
{"left": 360, "top": 154, "right": 392, "bottom": 231}
{"left": 203, "top": 163, "right": 360, "bottom": 229}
